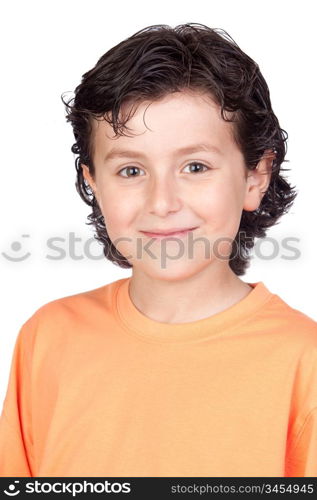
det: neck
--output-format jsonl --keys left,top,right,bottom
{"left": 128, "top": 263, "right": 252, "bottom": 324}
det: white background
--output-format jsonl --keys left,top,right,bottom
{"left": 0, "top": 0, "right": 316, "bottom": 405}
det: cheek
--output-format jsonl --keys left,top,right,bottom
{"left": 197, "top": 182, "right": 244, "bottom": 260}
{"left": 97, "top": 192, "right": 138, "bottom": 258}
{"left": 99, "top": 191, "right": 134, "bottom": 228}
{"left": 199, "top": 182, "right": 240, "bottom": 224}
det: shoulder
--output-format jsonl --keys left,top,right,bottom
{"left": 18, "top": 277, "right": 127, "bottom": 341}
{"left": 259, "top": 286, "right": 317, "bottom": 347}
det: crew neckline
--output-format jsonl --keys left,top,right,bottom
{"left": 114, "top": 277, "right": 275, "bottom": 343}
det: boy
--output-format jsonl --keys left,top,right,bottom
{"left": 1, "top": 23, "right": 316, "bottom": 477}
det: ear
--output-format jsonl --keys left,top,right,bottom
{"left": 81, "top": 164, "right": 103, "bottom": 209}
{"left": 243, "top": 149, "right": 275, "bottom": 212}
{"left": 82, "top": 164, "right": 97, "bottom": 194}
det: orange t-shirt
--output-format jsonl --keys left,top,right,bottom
{"left": 0, "top": 278, "right": 317, "bottom": 477}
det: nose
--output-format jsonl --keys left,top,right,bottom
{"left": 147, "top": 173, "right": 182, "bottom": 217}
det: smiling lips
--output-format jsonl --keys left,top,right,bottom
{"left": 140, "top": 227, "right": 198, "bottom": 239}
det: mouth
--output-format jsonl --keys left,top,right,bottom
{"left": 140, "top": 227, "right": 198, "bottom": 239}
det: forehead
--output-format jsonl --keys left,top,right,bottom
{"left": 91, "top": 90, "right": 237, "bottom": 159}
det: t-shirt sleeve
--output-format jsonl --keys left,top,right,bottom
{"left": 285, "top": 407, "right": 317, "bottom": 477}
{"left": 0, "top": 318, "right": 36, "bottom": 477}
{"left": 285, "top": 338, "right": 317, "bottom": 477}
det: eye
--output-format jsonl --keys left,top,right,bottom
{"left": 117, "top": 166, "right": 146, "bottom": 178}
{"left": 182, "top": 162, "right": 210, "bottom": 174}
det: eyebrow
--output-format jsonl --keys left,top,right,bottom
{"left": 103, "top": 143, "right": 222, "bottom": 162}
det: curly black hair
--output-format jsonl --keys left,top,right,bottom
{"left": 61, "top": 22, "right": 297, "bottom": 275}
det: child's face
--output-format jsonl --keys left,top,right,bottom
{"left": 83, "top": 90, "right": 270, "bottom": 280}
